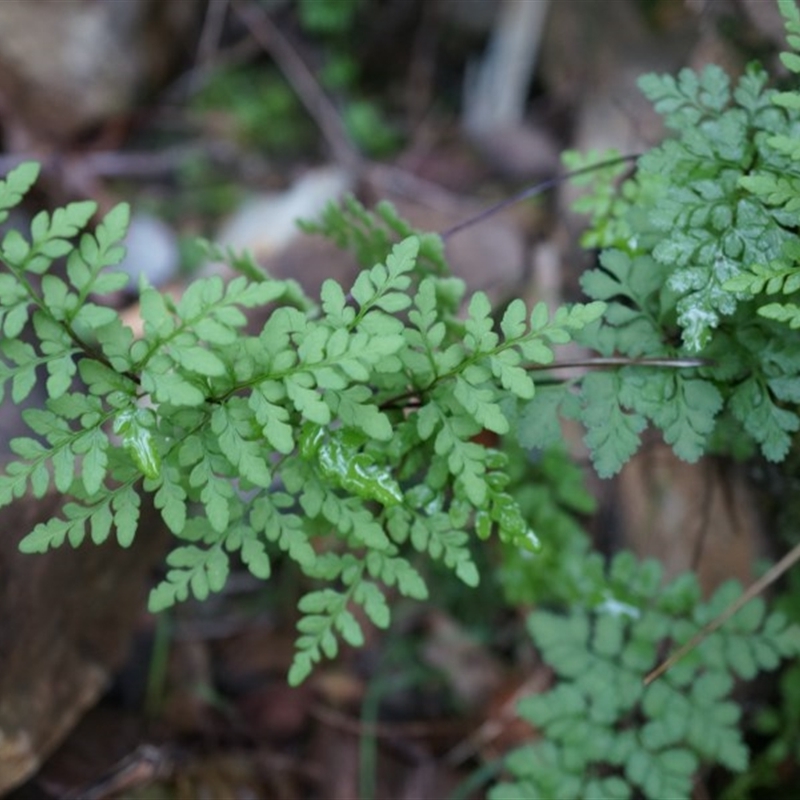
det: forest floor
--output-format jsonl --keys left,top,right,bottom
{"left": 0, "top": 1, "right": 790, "bottom": 798}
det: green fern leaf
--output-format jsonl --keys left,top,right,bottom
{"left": 580, "top": 372, "right": 647, "bottom": 477}
{"left": 149, "top": 545, "right": 229, "bottom": 611}
{"left": 0, "top": 162, "right": 39, "bottom": 224}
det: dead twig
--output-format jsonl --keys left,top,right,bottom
{"left": 59, "top": 744, "right": 174, "bottom": 800}
{"left": 230, "top": 0, "right": 361, "bottom": 171}
{"left": 444, "top": 672, "right": 549, "bottom": 767}
{"left": 380, "top": 357, "right": 710, "bottom": 413}
{"left": 524, "top": 356, "right": 710, "bottom": 372}
{"left": 439, "top": 153, "right": 640, "bottom": 239}
{"left": 645, "top": 539, "right": 800, "bottom": 685}
{"left": 195, "top": 0, "right": 231, "bottom": 75}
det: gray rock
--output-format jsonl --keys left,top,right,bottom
{"left": 116, "top": 212, "right": 180, "bottom": 294}
{"left": 0, "top": 0, "right": 204, "bottom": 145}
{"left": 0, "top": 489, "right": 169, "bottom": 793}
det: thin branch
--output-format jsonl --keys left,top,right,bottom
{"left": 81, "top": 146, "right": 205, "bottom": 178}
{"left": 367, "top": 161, "right": 473, "bottom": 215}
{"left": 162, "top": 35, "right": 262, "bottom": 101}
{"left": 525, "top": 356, "right": 710, "bottom": 372}
{"left": 644, "top": 539, "right": 800, "bottom": 685}
{"left": 439, "top": 153, "right": 640, "bottom": 239}
{"left": 61, "top": 745, "right": 173, "bottom": 800}
{"left": 230, "top": 0, "right": 361, "bottom": 171}
{"left": 379, "top": 355, "right": 708, "bottom": 412}
{"left": 195, "top": 0, "right": 230, "bottom": 71}
{"left": 0, "top": 146, "right": 209, "bottom": 181}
